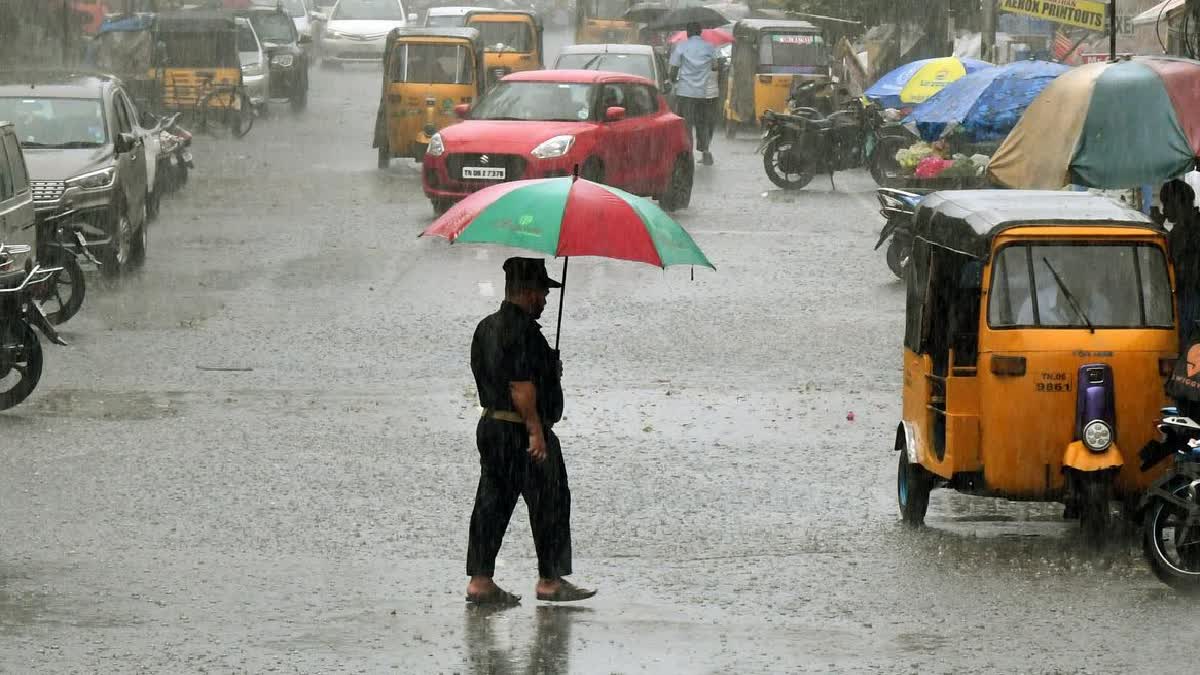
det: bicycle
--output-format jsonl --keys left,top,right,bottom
{"left": 193, "top": 79, "right": 255, "bottom": 139}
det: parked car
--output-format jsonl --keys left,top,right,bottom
{"left": 237, "top": 16, "right": 271, "bottom": 108}
{"left": 422, "top": 69, "right": 693, "bottom": 213}
{"left": 0, "top": 73, "right": 150, "bottom": 277}
{"left": 0, "top": 121, "right": 35, "bottom": 273}
{"left": 318, "top": 0, "right": 415, "bottom": 65}
{"left": 554, "top": 43, "right": 670, "bottom": 92}
{"left": 424, "top": 5, "right": 482, "bottom": 27}
{"left": 238, "top": 3, "right": 312, "bottom": 110}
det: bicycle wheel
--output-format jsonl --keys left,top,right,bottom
{"left": 230, "top": 89, "right": 254, "bottom": 139}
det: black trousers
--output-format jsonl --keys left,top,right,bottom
{"left": 467, "top": 418, "right": 572, "bottom": 579}
{"left": 675, "top": 95, "right": 717, "bottom": 152}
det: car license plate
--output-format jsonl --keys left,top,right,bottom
{"left": 462, "top": 166, "right": 505, "bottom": 180}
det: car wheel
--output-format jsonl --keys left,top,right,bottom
{"left": 131, "top": 218, "right": 148, "bottom": 268}
{"left": 146, "top": 188, "right": 160, "bottom": 222}
{"left": 580, "top": 157, "right": 604, "bottom": 184}
{"left": 659, "top": 155, "right": 693, "bottom": 212}
{"left": 101, "top": 205, "right": 133, "bottom": 278}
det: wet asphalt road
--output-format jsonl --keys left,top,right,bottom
{"left": 1, "top": 30, "right": 1197, "bottom": 674}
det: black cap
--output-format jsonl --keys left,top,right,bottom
{"left": 503, "top": 257, "right": 562, "bottom": 289}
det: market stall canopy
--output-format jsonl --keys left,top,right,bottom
{"left": 864, "top": 56, "right": 991, "bottom": 109}
{"left": 989, "top": 56, "right": 1200, "bottom": 189}
{"left": 1132, "top": 0, "right": 1187, "bottom": 26}
{"left": 904, "top": 60, "right": 1069, "bottom": 142}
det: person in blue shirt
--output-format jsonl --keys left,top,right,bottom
{"left": 669, "top": 22, "right": 721, "bottom": 165}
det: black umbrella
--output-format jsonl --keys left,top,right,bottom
{"left": 645, "top": 6, "right": 727, "bottom": 30}
{"left": 624, "top": 2, "right": 669, "bottom": 23}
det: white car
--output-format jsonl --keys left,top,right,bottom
{"left": 554, "top": 44, "right": 669, "bottom": 91}
{"left": 424, "top": 6, "right": 485, "bottom": 27}
{"left": 319, "top": 0, "right": 414, "bottom": 65}
{"left": 236, "top": 17, "right": 271, "bottom": 107}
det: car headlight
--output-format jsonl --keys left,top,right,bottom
{"left": 66, "top": 166, "right": 116, "bottom": 190}
{"left": 531, "top": 135, "right": 575, "bottom": 159}
{"left": 243, "top": 61, "right": 265, "bottom": 77}
{"left": 271, "top": 54, "right": 295, "bottom": 68}
{"left": 427, "top": 132, "right": 445, "bottom": 157}
{"left": 1083, "top": 420, "right": 1113, "bottom": 452}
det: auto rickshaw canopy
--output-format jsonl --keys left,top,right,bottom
{"left": 464, "top": 9, "right": 545, "bottom": 62}
{"left": 381, "top": 27, "right": 486, "bottom": 87}
{"left": 726, "top": 18, "right": 825, "bottom": 123}
{"left": 913, "top": 190, "right": 1157, "bottom": 260}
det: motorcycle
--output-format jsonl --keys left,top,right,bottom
{"left": 33, "top": 207, "right": 95, "bottom": 325}
{"left": 758, "top": 81, "right": 868, "bottom": 191}
{"left": 0, "top": 243, "right": 67, "bottom": 411}
{"left": 874, "top": 188, "right": 925, "bottom": 279}
{"left": 157, "top": 113, "right": 194, "bottom": 194}
{"left": 1139, "top": 409, "right": 1200, "bottom": 592}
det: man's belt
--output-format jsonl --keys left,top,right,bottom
{"left": 482, "top": 408, "right": 525, "bottom": 424}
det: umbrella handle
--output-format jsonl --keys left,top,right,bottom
{"left": 555, "top": 257, "right": 569, "bottom": 351}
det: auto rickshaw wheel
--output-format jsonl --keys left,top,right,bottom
{"left": 1076, "top": 473, "right": 1113, "bottom": 546}
{"left": 762, "top": 137, "right": 813, "bottom": 190}
{"left": 1143, "top": 482, "right": 1200, "bottom": 593}
{"left": 725, "top": 121, "right": 736, "bottom": 140}
{"left": 897, "top": 452, "right": 932, "bottom": 527}
{"left": 377, "top": 146, "right": 390, "bottom": 170}
{"left": 581, "top": 158, "right": 605, "bottom": 184}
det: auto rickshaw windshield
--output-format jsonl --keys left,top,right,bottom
{"left": 759, "top": 33, "right": 826, "bottom": 74}
{"left": 477, "top": 22, "right": 533, "bottom": 52}
{"left": 988, "top": 243, "right": 1174, "bottom": 329}
{"left": 585, "top": 0, "right": 628, "bottom": 19}
{"left": 391, "top": 43, "right": 475, "bottom": 84}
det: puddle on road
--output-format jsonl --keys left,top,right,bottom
{"left": 19, "top": 389, "right": 181, "bottom": 421}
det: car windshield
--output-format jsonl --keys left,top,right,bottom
{"left": 473, "top": 21, "right": 533, "bottom": 52}
{"left": 988, "top": 243, "right": 1173, "bottom": 328}
{"left": 333, "top": 0, "right": 404, "bottom": 20}
{"left": 426, "top": 13, "right": 465, "bottom": 27}
{"left": 556, "top": 53, "right": 653, "bottom": 81}
{"left": 470, "top": 82, "right": 593, "bottom": 122}
{"left": 251, "top": 13, "right": 296, "bottom": 43}
{"left": 238, "top": 22, "right": 260, "bottom": 52}
{"left": 584, "top": 0, "right": 628, "bottom": 19}
{"left": 759, "top": 32, "right": 827, "bottom": 74}
{"left": 391, "top": 43, "right": 474, "bottom": 84}
{"left": 0, "top": 97, "right": 107, "bottom": 148}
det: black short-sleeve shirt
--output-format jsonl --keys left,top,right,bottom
{"left": 471, "top": 301, "right": 563, "bottom": 424}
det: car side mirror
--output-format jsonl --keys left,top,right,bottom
{"left": 114, "top": 132, "right": 137, "bottom": 154}
{"left": 298, "top": 33, "right": 312, "bottom": 44}
{"left": 605, "top": 106, "right": 626, "bottom": 121}
{"left": 454, "top": 103, "right": 471, "bottom": 118}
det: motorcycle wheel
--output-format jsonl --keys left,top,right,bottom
{"left": 0, "top": 319, "right": 43, "bottom": 411}
{"left": 870, "top": 136, "right": 908, "bottom": 187}
{"left": 37, "top": 255, "right": 85, "bottom": 325}
{"left": 1144, "top": 481, "right": 1200, "bottom": 592}
{"left": 897, "top": 452, "right": 932, "bottom": 527}
{"left": 762, "top": 137, "right": 813, "bottom": 190}
{"left": 885, "top": 238, "right": 909, "bottom": 279}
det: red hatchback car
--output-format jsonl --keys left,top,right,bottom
{"left": 422, "top": 69, "right": 694, "bottom": 213}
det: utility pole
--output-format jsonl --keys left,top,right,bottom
{"left": 981, "top": 0, "right": 996, "bottom": 62}
{"left": 1108, "top": 0, "right": 1117, "bottom": 59}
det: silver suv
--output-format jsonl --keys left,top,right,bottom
{"left": 0, "top": 121, "right": 35, "bottom": 272}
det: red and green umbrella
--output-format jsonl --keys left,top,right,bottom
{"left": 990, "top": 56, "right": 1200, "bottom": 189}
{"left": 421, "top": 176, "right": 714, "bottom": 346}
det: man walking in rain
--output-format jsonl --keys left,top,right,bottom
{"left": 670, "top": 22, "right": 720, "bottom": 166}
{"left": 465, "top": 258, "right": 596, "bottom": 605}
{"left": 1155, "top": 179, "right": 1200, "bottom": 348}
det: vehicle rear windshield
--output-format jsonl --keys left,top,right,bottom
{"left": 474, "top": 21, "right": 533, "bottom": 52}
{"left": 426, "top": 13, "right": 465, "bottom": 27}
{"left": 584, "top": 0, "right": 628, "bottom": 20}
{"left": 470, "top": 82, "right": 593, "bottom": 122}
{"left": 391, "top": 43, "right": 474, "bottom": 84}
{"left": 0, "top": 97, "right": 107, "bottom": 148}
{"left": 282, "top": 0, "right": 307, "bottom": 18}
{"left": 251, "top": 13, "right": 296, "bottom": 43}
{"left": 988, "top": 243, "right": 1173, "bottom": 329}
{"left": 759, "top": 32, "right": 827, "bottom": 73}
{"left": 333, "top": 0, "right": 404, "bottom": 21}
{"left": 556, "top": 53, "right": 653, "bottom": 81}
{"left": 161, "top": 32, "right": 241, "bottom": 67}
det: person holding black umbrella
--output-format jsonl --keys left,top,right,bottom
{"left": 669, "top": 21, "right": 721, "bottom": 165}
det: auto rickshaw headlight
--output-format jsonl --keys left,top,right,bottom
{"left": 271, "top": 54, "right": 294, "bottom": 68}
{"left": 1083, "top": 420, "right": 1113, "bottom": 452}
{"left": 531, "top": 135, "right": 575, "bottom": 159}
{"left": 427, "top": 132, "right": 445, "bottom": 157}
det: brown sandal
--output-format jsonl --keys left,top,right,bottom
{"left": 466, "top": 587, "right": 522, "bottom": 605}
{"left": 536, "top": 581, "right": 596, "bottom": 602}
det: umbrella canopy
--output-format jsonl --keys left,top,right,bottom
{"left": 645, "top": 6, "right": 728, "bottom": 31}
{"left": 864, "top": 57, "right": 992, "bottom": 109}
{"left": 624, "top": 2, "right": 669, "bottom": 23}
{"left": 703, "top": 2, "right": 751, "bottom": 21}
{"left": 903, "top": 60, "right": 1069, "bottom": 142}
{"left": 989, "top": 56, "right": 1200, "bottom": 189}
{"left": 668, "top": 27, "right": 734, "bottom": 46}
{"left": 422, "top": 178, "right": 713, "bottom": 269}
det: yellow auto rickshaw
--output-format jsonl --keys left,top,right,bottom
{"left": 895, "top": 190, "right": 1178, "bottom": 542}
{"left": 575, "top": 0, "right": 638, "bottom": 45}
{"left": 723, "top": 19, "right": 829, "bottom": 137}
{"left": 464, "top": 10, "right": 545, "bottom": 89}
{"left": 375, "top": 27, "right": 484, "bottom": 167}
{"left": 152, "top": 11, "right": 246, "bottom": 113}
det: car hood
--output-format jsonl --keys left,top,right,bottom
{"left": 438, "top": 120, "right": 595, "bottom": 154}
{"left": 326, "top": 19, "right": 405, "bottom": 35}
{"left": 240, "top": 51, "right": 262, "bottom": 67}
{"left": 262, "top": 41, "right": 302, "bottom": 56}
{"left": 23, "top": 146, "right": 113, "bottom": 182}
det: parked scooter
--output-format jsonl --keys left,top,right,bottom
{"left": 0, "top": 243, "right": 67, "bottom": 411}
{"left": 874, "top": 188, "right": 925, "bottom": 279}
{"left": 158, "top": 113, "right": 194, "bottom": 194}
{"left": 758, "top": 81, "right": 866, "bottom": 190}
